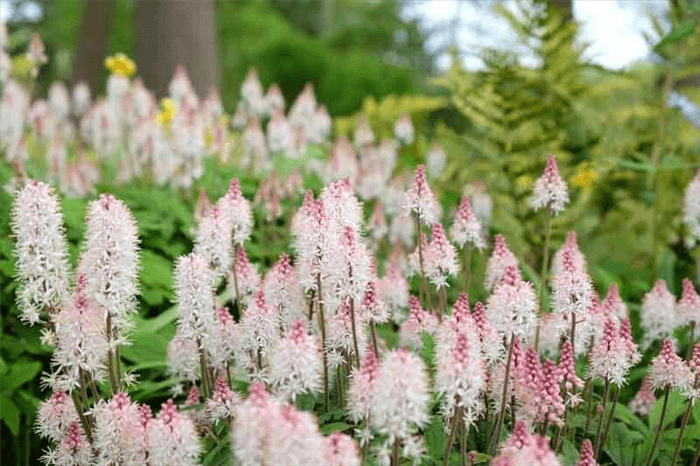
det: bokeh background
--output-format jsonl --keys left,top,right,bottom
{"left": 1, "top": 1, "right": 700, "bottom": 464}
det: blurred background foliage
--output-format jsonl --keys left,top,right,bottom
{"left": 2, "top": 0, "right": 700, "bottom": 464}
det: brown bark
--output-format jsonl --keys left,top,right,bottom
{"left": 135, "top": 0, "right": 220, "bottom": 99}
{"left": 72, "top": 0, "right": 115, "bottom": 91}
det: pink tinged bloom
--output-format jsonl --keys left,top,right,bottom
{"left": 531, "top": 154, "right": 569, "bottom": 214}
{"left": 435, "top": 326, "right": 485, "bottom": 426}
{"left": 683, "top": 171, "right": 700, "bottom": 246}
{"left": 402, "top": 165, "right": 439, "bottom": 226}
{"left": 36, "top": 391, "right": 78, "bottom": 442}
{"left": 427, "top": 143, "right": 447, "bottom": 179}
{"left": 377, "top": 261, "right": 409, "bottom": 317}
{"left": 394, "top": 113, "right": 414, "bottom": 145}
{"left": 648, "top": 338, "right": 691, "bottom": 390}
{"left": 494, "top": 422, "right": 561, "bottom": 466}
{"left": 321, "top": 178, "right": 364, "bottom": 232}
{"left": 485, "top": 235, "right": 518, "bottom": 291}
{"left": 167, "top": 329, "right": 200, "bottom": 381}
{"left": 370, "top": 349, "right": 430, "bottom": 441}
{"left": 93, "top": 393, "right": 147, "bottom": 466}
{"left": 640, "top": 280, "right": 677, "bottom": 348}
{"left": 174, "top": 253, "right": 217, "bottom": 352}
{"left": 269, "top": 319, "right": 322, "bottom": 401}
{"left": 220, "top": 178, "right": 253, "bottom": 245}
{"left": 52, "top": 420, "right": 92, "bottom": 466}
{"left": 577, "top": 439, "right": 599, "bottom": 466}
{"left": 368, "top": 202, "right": 389, "bottom": 244}
{"left": 389, "top": 205, "right": 416, "bottom": 247}
{"left": 450, "top": 196, "right": 486, "bottom": 250}
{"left": 231, "top": 381, "right": 282, "bottom": 466}
{"left": 347, "top": 348, "right": 380, "bottom": 425}
{"left": 53, "top": 274, "right": 108, "bottom": 390}
{"left": 11, "top": 181, "right": 71, "bottom": 325}
{"left": 194, "top": 206, "right": 233, "bottom": 278}
{"left": 325, "top": 432, "right": 361, "bottom": 466}
{"left": 683, "top": 344, "right": 700, "bottom": 401}
{"left": 514, "top": 347, "right": 544, "bottom": 423}
{"left": 588, "top": 318, "right": 632, "bottom": 386}
{"left": 209, "top": 306, "right": 238, "bottom": 371}
{"left": 425, "top": 222, "right": 460, "bottom": 289}
{"left": 551, "top": 249, "right": 594, "bottom": 338}
{"left": 79, "top": 194, "right": 140, "bottom": 334}
{"left": 267, "top": 405, "right": 326, "bottom": 466}
{"left": 72, "top": 82, "right": 91, "bottom": 117}
{"left": 559, "top": 341, "right": 583, "bottom": 394}
{"left": 486, "top": 265, "right": 538, "bottom": 338}
{"left": 472, "top": 301, "right": 503, "bottom": 364}
{"left": 334, "top": 226, "right": 372, "bottom": 301}
{"left": 263, "top": 253, "right": 304, "bottom": 330}
{"left": 327, "top": 297, "right": 369, "bottom": 369}
{"left": 629, "top": 376, "right": 657, "bottom": 416}
{"left": 407, "top": 232, "right": 428, "bottom": 278}
{"left": 265, "top": 83, "right": 285, "bottom": 114}
{"left": 601, "top": 283, "right": 627, "bottom": 320}
{"left": 147, "top": 399, "right": 201, "bottom": 466}
{"left": 229, "top": 246, "right": 261, "bottom": 308}
{"left": 551, "top": 231, "right": 587, "bottom": 278}
{"left": 677, "top": 278, "right": 700, "bottom": 327}
{"left": 238, "top": 289, "right": 279, "bottom": 376}
{"left": 361, "top": 281, "right": 389, "bottom": 324}
{"left": 206, "top": 377, "right": 241, "bottom": 423}
{"left": 399, "top": 296, "right": 438, "bottom": 349}
{"left": 354, "top": 116, "right": 375, "bottom": 148}
{"left": 541, "top": 359, "right": 565, "bottom": 426}
{"left": 619, "top": 318, "right": 641, "bottom": 366}
{"left": 489, "top": 338, "right": 525, "bottom": 412}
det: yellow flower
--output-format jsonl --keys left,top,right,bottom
{"left": 105, "top": 53, "right": 136, "bottom": 77}
{"left": 571, "top": 167, "right": 596, "bottom": 189}
{"left": 155, "top": 98, "right": 176, "bottom": 126}
{"left": 204, "top": 126, "right": 214, "bottom": 148}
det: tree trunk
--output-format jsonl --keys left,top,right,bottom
{"left": 73, "top": 0, "right": 114, "bottom": 92}
{"left": 135, "top": 0, "right": 219, "bottom": 99}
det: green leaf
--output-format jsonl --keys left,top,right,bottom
{"left": 0, "top": 361, "right": 42, "bottom": 392}
{"left": 320, "top": 422, "right": 351, "bottom": 435}
{"left": 562, "top": 438, "right": 579, "bottom": 466}
{"left": 614, "top": 403, "right": 650, "bottom": 435}
{"left": 648, "top": 390, "right": 686, "bottom": 431}
{"left": 424, "top": 416, "right": 446, "bottom": 461}
{"left": 654, "top": 20, "right": 696, "bottom": 51}
{"left": 0, "top": 394, "right": 20, "bottom": 436}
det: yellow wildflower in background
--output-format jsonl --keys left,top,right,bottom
{"left": 155, "top": 98, "right": 176, "bottom": 126}
{"left": 204, "top": 126, "right": 214, "bottom": 148}
{"left": 105, "top": 53, "right": 136, "bottom": 77}
{"left": 571, "top": 167, "right": 596, "bottom": 189}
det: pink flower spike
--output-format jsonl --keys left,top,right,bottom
{"left": 640, "top": 280, "right": 677, "bottom": 348}
{"left": 485, "top": 235, "right": 518, "bottom": 290}
{"left": 402, "top": 165, "right": 439, "bottom": 226}
{"left": 269, "top": 319, "right": 322, "bottom": 401}
{"left": 425, "top": 222, "right": 460, "bottom": 289}
{"left": 649, "top": 339, "right": 691, "bottom": 390}
{"left": 677, "top": 278, "right": 700, "bottom": 327}
{"left": 324, "top": 432, "right": 361, "bottom": 466}
{"left": 601, "top": 283, "right": 627, "bottom": 320}
{"left": 147, "top": 399, "right": 201, "bottom": 466}
{"left": 531, "top": 154, "right": 569, "bottom": 214}
{"left": 347, "top": 348, "right": 380, "bottom": 425}
{"left": 450, "top": 196, "right": 485, "bottom": 250}
{"left": 577, "top": 439, "right": 599, "bottom": 466}
{"left": 630, "top": 376, "right": 656, "bottom": 416}
{"left": 206, "top": 377, "right": 240, "bottom": 423}
{"left": 683, "top": 171, "right": 700, "bottom": 246}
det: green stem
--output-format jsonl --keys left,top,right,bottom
{"left": 490, "top": 334, "right": 514, "bottom": 453}
{"left": 370, "top": 321, "right": 379, "bottom": 356}
{"left": 444, "top": 409, "right": 460, "bottom": 466}
{"left": 583, "top": 378, "right": 594, "bottom": 434}
{"left": 106, "top": 314, "right": 118, "bottom": 395}
{"left": 671, "top": 399, "right": 692, "bottom": 466}
{"left": 71, "top": 390, "right": 93, "bottom": 445}
{"left": 463, "top": 245, "right": 473, "bottom": 296}
{"left": 535, "top": 207, "right": 552, "bottom": 351}
{"left": 392, "top": 438, "right": 401, "bottom": 466}
{"left": 316, "top": 273, "right": 330, "bottom": 412}
{"left": 460, "top": 418, "right": 467, "bottom": 466}
{"left": 598, "top": 384, "right": 620, "bottom": 461}
{"left": 594, "top": 378, "right": 610, "bottom": 455}
{"left": 646, "top": 385, "right": 671, "bottom": 466}
{"left": 415, "top": 214, "right": 434, "bottom": 314}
